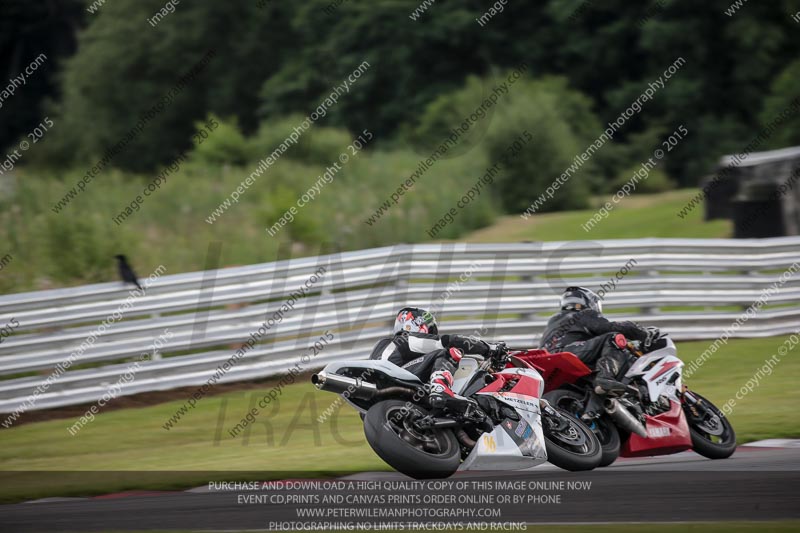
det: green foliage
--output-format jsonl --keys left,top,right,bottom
{"left": 39, "top": 0, "right": 291, "bottom": 171}
{"left": 411, "top": 75, "right": 499, "bottom": 160}
{"left": 295, "top": 127, "right": 354, "bottom": 167}
{"left": 417, "top": 75, "right": 600, "bottom": 212}
{"left": 0, "top": 133, "right": 504, "bottom": 292}
{"left": 486, "top": 79, "right": 601, "bottom": 211}
{"left": 0, "top": 171, "right": 138, "bottom": 290}
{"left": 11, "top": 0, "right": 800, "bottom": 186}
{"left": 0, "top": 0, "right": 84, "bottom": 153}
{"left": 4, "top": 0, "right": 800, "bottom": 292}
{"left": 247, "top": 117, "right": 354, "bottom": 168}
{"left": 759, "top": 59, "right": 800, "bottom": 149}
{"left": 246, "top": 115, "right": 310, "bottom": 162}
{"left": 189, "top": 115, "right": 249, "bottom": 166}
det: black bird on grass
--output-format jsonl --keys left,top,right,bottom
{"left": 115, "top": 254, "right": 143, "bottom": 290}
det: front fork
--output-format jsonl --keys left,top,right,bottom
{"left": 539, "top": 398, "right": 572, "bottom": 431}
{"left": 681, "top": 385, "right": 710, "bottom": 421}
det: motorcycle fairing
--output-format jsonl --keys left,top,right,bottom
{"left": 621, "top": 400, "right": 692, "bottom": 457}
{"left": 511, "top": 349, "right": 593, "bottom": 393}
{"left": 452, "top": 356, "right": 483, "bottom": 394}
{"left": 625, "top": 338, "right": 683, "bottom": 402}
{"left": 459, "top": 368, "right": 547, "bottom": 471}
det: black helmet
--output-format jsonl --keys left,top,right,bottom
{"left": 393, "top": 307, "right": 438, "bottom": 335}
{"left": 560, "top": 286, "right": 602, "bottom": 313}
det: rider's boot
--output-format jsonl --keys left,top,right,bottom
{"left": 428, "top": 347, "right": 476, "bottom": 410}
{"left": 593, "top": 354, "right": 627, "bottom": 396}
{"left": 428, "top": 370, "right": 475, "bottom": 410}
{"left": 580, "top": 393, "right": 605, "bottom": 422}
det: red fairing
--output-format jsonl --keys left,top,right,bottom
{"left": 476, "top": 372, "right": 543, "bottom": 399}
{"left": 620, "top": 400, "right": 692, "bottom": 457}
{"left": 477, "top": 374, "right": 508, "bottom": 394}
{"left": 511, "top": 373, "right": 544, "bottom": 399}
{"left": 512, "top": 349, "right": 593, "bottom": 393}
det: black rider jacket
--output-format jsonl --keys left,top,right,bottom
{"left": 540, "top": 309, "right": 648, "bottom": 352}
{"left": 369, "top": 332, "right": 491, "bottom": 366}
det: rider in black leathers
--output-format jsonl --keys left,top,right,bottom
{"left": 540, "top": 287, "right": 659, "bottom": 395}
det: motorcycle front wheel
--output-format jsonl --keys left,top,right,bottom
{"left": 541, "top": 405, "right": 603, "bottom": 471}
{"left": 544, "top": 388, "right": 620, "bottom": 467}
{"left": 683, "top": 391, "right": 736, "bottom": 459}
{"left": 363, "top": 400, "right": 461, "bottom": 479}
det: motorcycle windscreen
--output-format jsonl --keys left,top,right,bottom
{"left": 452, "top": 357, "right": 481, "bottom": 394}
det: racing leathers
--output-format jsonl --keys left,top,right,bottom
{"left": 369, "top": 331, "right": 493, "bottom": 408}
{"left": 540, "top": 309, "right": 649, "bottom": 394}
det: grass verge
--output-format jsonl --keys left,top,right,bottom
{"left": 460, "top": 189, "right": 731, "bottom": 242}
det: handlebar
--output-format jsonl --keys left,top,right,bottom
{"left": 488, "top": 342, "right": 510, "bottom": 370}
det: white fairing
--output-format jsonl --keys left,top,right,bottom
{"left": 459, "top": 368, "right": 548, "bottom": 471}
{"left": 625, "top": 337, "right": 683, "bottom": 402}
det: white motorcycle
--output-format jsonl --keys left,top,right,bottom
{"left": 521, "top": 335, "right": 737, "bottom": 466}
{"left": 312, "top": 345, "right": 602, "bottom": 479}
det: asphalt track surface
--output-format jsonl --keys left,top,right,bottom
{"left": 2, "top": 445, "right": 799, "bottom": 532}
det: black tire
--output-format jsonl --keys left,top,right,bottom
{"left": 544, "top": 389, "right": 621, "bottom": 467}
{"left": 541, "top": 405, "right": 603, "bottom": 471}
{"left": 684, "top": 391, "right": 736, "bottom": 460}
{"left": 363, "top": 400, "right": 461, "bottom": 479}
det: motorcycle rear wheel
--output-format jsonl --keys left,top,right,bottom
{"left": 363, "top": 400, "right": 461, "bottom": 479}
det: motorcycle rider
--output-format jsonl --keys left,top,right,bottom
{"left": 369, "top": 307, "right": 499, "bottom": 409}
{"left": 540, "top": 287, "right": 660, "bottom": 395}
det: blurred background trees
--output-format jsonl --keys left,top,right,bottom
{"left": 4, "top": 0, "right": 800, "bottom": 181}
{"left": 2, "top": 0, "right": 797, "bottom": 184}
{"left": 1, "top": 0, "right": 799, "bottom": 289}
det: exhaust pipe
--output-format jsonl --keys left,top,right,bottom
{"left": 311, "top": 371, "right": 377, "bottom": 400}
{"left": 605, "top": 399, "right": 647, "bottom": 438}
{"left": 455, "top": 428, "right": 476, "bottom": 449}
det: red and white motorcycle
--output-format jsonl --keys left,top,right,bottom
{"left": 515, "top": 335, "right": 736, "bottom": 466}
{"left": 312, "top": 345, "right": 602, "bottom": 478}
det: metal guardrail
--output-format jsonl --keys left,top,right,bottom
{"left": 1, "top": 237, "right": 799, "bottom": 414}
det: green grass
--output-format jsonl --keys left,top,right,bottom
{"left": 461, "top": 189, "right": 732, "bottom": 242}
{"left": 0, "top": 335, "right": 797, "bottom": 502}
{"left": 684, "top": 335, "right": 800, "bottom": 442}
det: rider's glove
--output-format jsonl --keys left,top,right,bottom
{"left": 643, "top": 326, "right": 660, "bottom": 350}
{"left": 487, "top": 342, "right": 506, "bottom": 356}
{"left": 486, "top": 342, "right": 509, "bottom": 369}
